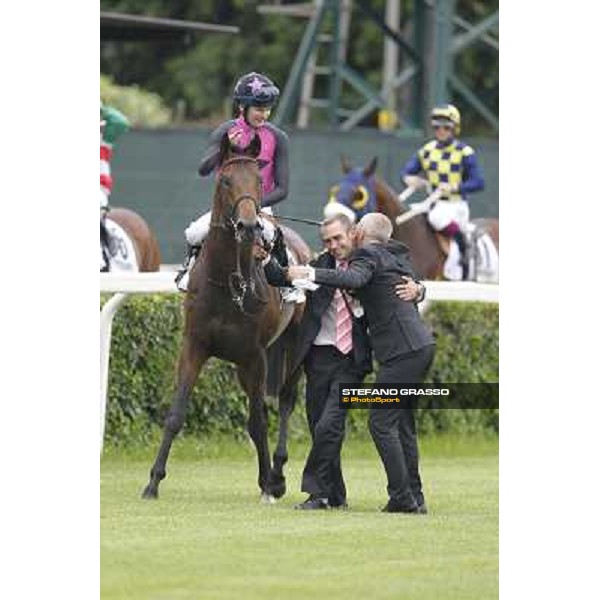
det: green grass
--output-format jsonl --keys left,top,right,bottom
{"left": 101, "top": 435, "right": 498, "bottom": 600}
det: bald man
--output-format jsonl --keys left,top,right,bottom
{"left": 288, "top": 213, "right": 436, "bottom": 513}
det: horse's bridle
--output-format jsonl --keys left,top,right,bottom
{"left": 210, "top": 156, "right": 261, "bottom": 228}
{"left": 208, "top": 157, "right": 264, "bottom": 315}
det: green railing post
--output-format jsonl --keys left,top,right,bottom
{"left": 273, "top": 2, "right": 328, "bottom": 127}
{"left": 328, "top": 0, "right": 342, "bottom": 128}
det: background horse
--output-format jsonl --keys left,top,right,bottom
{"left": 103, "top": 207, "right": 161, "bottom": 272}
{"left": 327, "top": 157, "right": 499, "bottom": 281}
{"left": 142, "top": 134, "right": 309, "bottom": 502}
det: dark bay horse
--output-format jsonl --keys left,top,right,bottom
{"left": 103, "top": 207, "right": 161, "bottom": 271}
{"left": 142, "top": 134, "right": 309, "bottom": 502}
{"left": 328, "top": 157, "right": 499, "bottom": 280}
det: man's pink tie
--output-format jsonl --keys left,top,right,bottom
{"left": 335, "top": 261, "right": 353, "bottom": 355}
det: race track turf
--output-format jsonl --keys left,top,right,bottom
{"left": 101, "top": 435, "right": 498, "bottom": 600}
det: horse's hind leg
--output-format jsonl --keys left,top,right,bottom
{"left": 142, "top": 341, "right": 207, "bottom": 499}
{"left": 268, "top": 366, "right": 301, "bottom": 499}
{"left": 237, "top": 353, "right": 273, "bottom": 500}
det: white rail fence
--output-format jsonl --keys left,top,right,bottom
{"left": 100, "top": 272, "right": 499, "bottom": 452}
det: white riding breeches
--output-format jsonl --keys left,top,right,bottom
{"left": 427, "top": 199, "right": 469, "bottom": 232}
{"left": 185, "top": 207, "right": 276, "bottom": 246}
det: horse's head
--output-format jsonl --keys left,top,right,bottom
{"left": 326, "top": 156, "right": 378, "bottom": 221}
{"left": 213, "top": 132, "right": 263, "bottom": 243}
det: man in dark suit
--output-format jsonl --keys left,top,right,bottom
{"left": 288, "top": 213, "right": 435, "bottom": 513}
{"left": 264, "top": 214, "right": 424, "bottom": 510}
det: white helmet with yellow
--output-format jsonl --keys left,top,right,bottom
{"left": 430, "top": 104, "right": 461, "bottom": 136}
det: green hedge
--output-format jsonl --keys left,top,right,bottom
{"left": 419, "top": 301, "right": 499, "bottom": 435}
{"left": 102, "top": 296, "right": 498, "bottom": 447}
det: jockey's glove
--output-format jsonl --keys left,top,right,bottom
{"left": 436, "top": 182, "right": 459, "bottom": 195}
{"left": 404, "top": 175, "right": 428, "bottom": 191}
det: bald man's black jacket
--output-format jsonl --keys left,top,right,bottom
{"left": 313, "top": 240, "right": 435, "bottom": 363}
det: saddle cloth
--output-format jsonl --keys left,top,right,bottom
{"left": 100, "top": 218, "right": 139, "bottom": 272}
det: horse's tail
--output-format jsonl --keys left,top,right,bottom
{"left": 266, "top": 335, "right": 287, "bottom": 397}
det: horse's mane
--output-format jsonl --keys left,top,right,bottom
{"left": 374, "top": 177, "right": 407, "bottom": 218}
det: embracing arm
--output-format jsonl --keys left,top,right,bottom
{"left": 198, "top": 121, "right": 232, "bottom": 177}
{"left": 395, "top": 252, "right": 426, "bottom": 303}
{"left": 396, "top": 277, "right": 426, "bottom": 303}
{"left": 261, "top": 129, "right": 289, "bottom": 208}
{"left": 312, "top": 251, "right": 377, "bottom": 289}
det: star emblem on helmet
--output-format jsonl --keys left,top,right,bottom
{"left": 249, "top": 76, "right": 264, "bottom": 93}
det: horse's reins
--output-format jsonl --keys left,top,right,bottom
{"left": 209, "top": 195, "right": 263, "bottom": 315}
{"left": 273, "top": 214, "right": 323, "bottom": 226}
{"left": 395, "top": 188, "right": 443, "bottom": 225}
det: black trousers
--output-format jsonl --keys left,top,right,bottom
{"left": 301, "top": 345, "right": 363, "bottom": 505}
{"left": 368, "top": 344, "right": 435, "bottom": 507}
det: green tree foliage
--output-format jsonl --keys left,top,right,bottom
{"left": 100, "top": 74, "right": 172, "bottom": 126}
{"left": 100, "top": 0, "right": 498, "bottom": 132}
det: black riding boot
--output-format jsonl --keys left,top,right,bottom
{"left": 454, "top": 231, "right": 469, "bottom": 280}
{"left": 271, "top": 227, "right": 288, "bottom": 268}
{"left": 175, "top": 244, "right": 200, "bottom": 291}
{"left": 270, "top": 227, "right": 305, "bottom": 303}
{"left": 100, "top": 218, "right": 112, "bottom": 271}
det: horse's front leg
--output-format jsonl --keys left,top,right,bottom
{"left": 237, "top": 352, "right": 273, "bottom": 501}
{"left": 268, "top": 365, "right": 301, "bottom": 499}
{"left": 142, "top": 340, "right": 207, "bottom": 499}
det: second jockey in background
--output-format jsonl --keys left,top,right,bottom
{"left": 401, "top": 104, "right": 485, "bottom": 279}
{"left": 176, "top": 72, "right": 300, "bottom": 300}
{"left": 100, "top": 103, "right": 130, "bottom": 270}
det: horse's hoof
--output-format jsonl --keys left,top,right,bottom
{"left": 260, "top": 492, "right": 276, "bottom": 505}
{"left": 268, "top": 478, "right": 286, "bottom": 499}
{"left": 141, "top": 485, "right": 158, "bottom": 500}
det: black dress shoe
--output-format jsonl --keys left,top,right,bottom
{"left": 381, "top": 500, "right": 420, "bottom": 514}
{"left": 294, "top": 496, "right": 329, "bottom": 510}
{"left": 329, "top": 500, "right": 349, "bottom": 510}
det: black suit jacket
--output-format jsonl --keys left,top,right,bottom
{"left": 313, "top": 240, "right": 435, "bottom": 363}
{"left": 264, "top": 251, "right": 372, "bottom": 376}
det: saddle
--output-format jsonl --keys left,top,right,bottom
{"left": 100, "top": 216, "right": 139, "bottom": 272}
